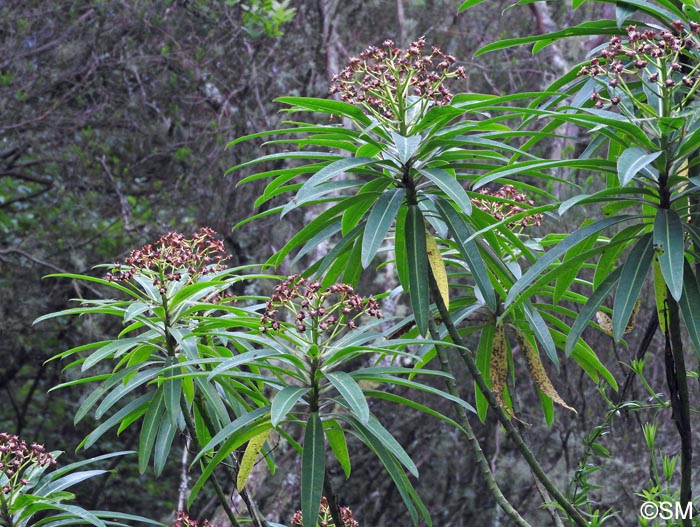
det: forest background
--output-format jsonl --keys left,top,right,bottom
{"left": 0, "top": 1, "right": 683, "bottom": 526}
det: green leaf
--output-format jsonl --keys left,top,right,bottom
{"left": 391, "top": 131, "right": 422, "bottom": 164}
{"left": 361, "top": 189, "right": 405, "bottom": 268}
{"left": 323, "top": 419, "right": 351, "bottom": 478}
{"left": 36, "top": 470, "right": 107, "bottom": 496}
{"left": 653, "top": 208, "right": 685, "bottom": 301}
{"left": 301, "top": 412, "right": 325, "bottom": 527}
{"left": 81, "top": 337, "right": 143, "bottom": 372}
{"left": 418, "top": 167, "right": 472, "bottom": 215}
{"left": 553, "top": 227, "right": 598, "bottom": 304}
{"left": 459, "top": 0, "right": 487, "bottom": 11}
{"left": 325, "top": 371, "right": 370, "bottom": 424}
{"left": 475, "top": 20, "right": 621, "bottom": 56}
{"left": 276, "top": 96, "right": 373, "bottom": 125}
{"left": 405, "top": 205, "right": 430, "bottom": 336}
{"left": 617, "top": 147, "right": 661, "bottom": 186}
{"left": 139, "top": 386, "right": 165, "bottom": 473}
{"left": 433, "top": 197, "right": 497, "bottom": 312}
{"left": 338, "top": 414, "right": 430, "bottom": 525}
{"left": 475, "top": 324, "right": 495, "bottom": 422}
{"left": 284, "top": 157, "right": 378, "bottom": 215}
{"left": 523, "top": 303, "right": 558, "bottom": 367}
{"left": 81, "top": 393, "right": 153, "bottom": 450}
{"left": 271, "top": 386, "right": 310, "bottom": 427}
{"left": 153, "top": 418, "right": 176, "bottom": 477}
{"left": 363, "top": 414, "right": 418, "bottom": 477}
{"left": 565, "top": 267, "right": 623, "bottom": 356}
{"left": 94, "top": 367, "right": 159, "bottom": 419}
{"left": 613, "top": 233, "right": 653, "bottom": 341}
{"left": 680, "top": 262, "right": 700, "bottom": 359}
{"left": 616, "top": 3, "right": 638, "bottom": 27}
{"left": 506, "top": 216, "right": 630, "bottom": 308}
{"left": 163, "top": 364, "right": 182, "bottom": 428}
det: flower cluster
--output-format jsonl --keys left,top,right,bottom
{"left": 0, "top": 433, "right": 55, "bottom": 494}
{"left": 106, "top": 228, "right": 230, "bottom": 294}
{"left": 329, "top": 37, "right": 465, "bottom": 124}
{"left": 472, "top": 185, "right": 543, "bottom": 229}
{"left": 579, "top": 21, "right": 700, "bottom": 108}
{"left": 260, "top": 275, "right": 382, "bottom": 335}
{"left": 173, "top": 512, "right": 215, "bottom": 527}
{"left": 291, "top": 497, "right": 359, "bottom": 527}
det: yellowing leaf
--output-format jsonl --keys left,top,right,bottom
{"left": 237, "top": 428, "right": 271, "bottom": 490}
{"left": 625, "top": 297, "right": 641, "bottom": 335}
{"left": 595, "top": 311, "right": 613, "bottom": 336}
{"left": 489, "top": 323, "right": 510, "bottom": 415}
{"left": 426, "top": 231, "right": 449, "bottom": 310}
{"left": 514, "top": 326, "right": 576, "bottom": 413}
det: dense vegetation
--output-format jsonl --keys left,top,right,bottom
{"left": 4, "top": 1, "right": 700, "bottom": 526}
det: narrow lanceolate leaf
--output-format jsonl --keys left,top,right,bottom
{"left": 459, "top": 0, "right": 487, "bottom": 11}
{"left": 361, "top": 189, "right": 405, "bottom": 268}
{"left": 139, "top": 386, "right": 165, "bottom": 473}
{"left": 285, "top": 157, "right": 377, "bottom": 215}
{"left": 565, "top": 266, "right": 623, "bottom": 356}
{"left": 433, "top": 197, "right": 497, "bottom": 312}
{"left": 489, "top": 323, "right": 510, "bottom": 416}
{"left": 237, "top": 428, "right": 272, "bottom": 490}
{"left": 324, "top": 419, "right": 351, "bottom": 478}
{"left": 617, "top": 146, "right": 661, "bottom": 186}
{"left": 613, "top": 233, "right": 654, "bottom": 341}
{"left": 271, "top": 386, "right": 310, "bottom": 427}
{"left": 653, "top": 208, "right": 685, "bottom": 301}
{"left": 418, "top": 168, "right": 472, "bottom": 215}
{"left": 680, "top": 262, "right": 700, "bottom": 359}
{"left": 426, "top": 231, "right": 449, "bottom": 310}
{"left": 405, "top": 205, "right": 430, "bottom": 336}
{"left": 506, "top": 216, "right": 630, "bottom": 308}
{"left": 153, "top": 418, "right": 176, "bottom": 477}
{"left": 163, "top": 360, "right": 182, "bottom": 428}
{"left": 475, "top": 324, "right": 495, "bottom": 422}
{"left": 326, "top": 371, "right": 370, "bottom": 424}
{"left": 513, "top": 326, "right": 576, "bottom": 413}
{"left": 301, "top": 412, "right": 325, "bottom": 527}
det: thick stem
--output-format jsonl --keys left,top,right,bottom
{"left": 306, "top": 357, "right": 343, "bottom": 527}
{"left": 430, "top": 288, "right": 588, "bottom": 527}
{"left": 427, "top": 315, "right": 533, "bottom": 527}
{"left": 665, "top": 296, "right": 692, "bottom": 525}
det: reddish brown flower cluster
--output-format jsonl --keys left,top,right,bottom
{"left": 329, "top": 37, "right": 465, "bottom": 122}
{"left": 291, "top": 497, "right": 359, "bottom": 527}
{"left": 1, "top": 433, "right": 56, "bottom": 494}
{"left": 472, "top": 185, "right": 543, "bottom": 229}
{"left": 106, "top": 228, "right": 230, "bottom": 294}
{"left": 579, "top": 22, "right": 700, "bottom": 108}
{"left": 261, "top": 275, "right": 382, "bottom": 334}
{"left": 173, "top": 512, "right": 215, "bottom": 527}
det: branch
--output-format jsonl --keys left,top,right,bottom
{"left": 426, "top": 311, "right": 533, "bottom": 527}
{"left": 430, "top": 289, "right": 588, "bottom": 527}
